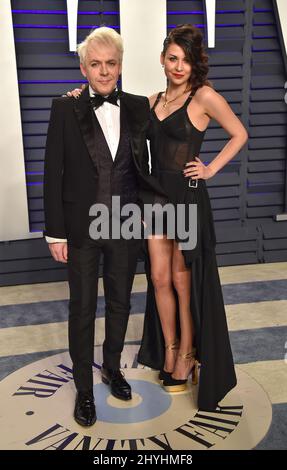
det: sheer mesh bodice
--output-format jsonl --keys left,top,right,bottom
{"left": 149, "top": 92, "right": 206, "bottom": 173}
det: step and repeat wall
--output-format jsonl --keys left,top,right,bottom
{"left": 0, "top": 0, "right": 286, "bottom": 285}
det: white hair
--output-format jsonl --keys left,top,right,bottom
{"left": 77, "top": 27, "right": 123, "bottom": 64}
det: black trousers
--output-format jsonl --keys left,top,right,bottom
{"left": 67, "top": 235, "right": 141, "bottom": 392}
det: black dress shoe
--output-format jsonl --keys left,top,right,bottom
{"left": 101, "top": 366, "right": 132, "bottom": 401}
{"left": 74, "top": 390, "right": 97, "bottom": 427}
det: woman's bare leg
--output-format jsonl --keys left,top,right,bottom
{"left": 148, "top": 235, "right": 177, "bottom": 372}
{"left": 171, "top": 241, "right": 195, "bottom": 379}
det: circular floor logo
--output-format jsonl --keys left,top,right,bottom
{"left": 0, "top": 347, "right": 272, "bottom": 450}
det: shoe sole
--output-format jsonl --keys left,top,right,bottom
{"left": 74, "top": 415, "right": 97, "bottom": 427}
{"left": 163, "top": 383, "right": 187, "bottom": 393}
{"left": 101, "top": 376, "right": 132, "bottom": 401}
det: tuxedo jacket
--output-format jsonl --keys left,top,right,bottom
{"left": 44, "top": 86, "right": 165, "bottom": 247}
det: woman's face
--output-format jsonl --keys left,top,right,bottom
{"left": 161, "top": 43, "right": 192, "bottom": 87}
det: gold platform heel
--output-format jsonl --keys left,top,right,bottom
{"left": 191, "top": 359, "right": 199, "bottom": 386}
{"left": 191, "top": 347, "right": 198, "bottom": 385}
{"left": 158, "top": 340, "right": 179, "bottom": 381}
{"left": 163, "top": 350, "right": 198, "bottom": 392}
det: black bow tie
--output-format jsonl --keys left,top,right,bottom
{"left": 90, "top": 89, "right": 120, "bottom": 110}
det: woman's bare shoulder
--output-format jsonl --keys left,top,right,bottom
{"left": 194, "top": 85, "right": 228, "bottom": 113}
{"left": 194, "top": 85, "right": 219, "bottom": 102}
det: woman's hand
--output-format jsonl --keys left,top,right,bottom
{"left": 183, "top": 157, "right": 215, "bottom": 180}
{"left": 66, "top": 84, "right": 85, "bottom": 99}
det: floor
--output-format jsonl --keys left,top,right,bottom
{"left": 0, "top": 262, "right": 286, "bottom": 450}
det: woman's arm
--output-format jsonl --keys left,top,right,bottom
{"left": 184, "top": 86, "right": 248, "bottom": 180}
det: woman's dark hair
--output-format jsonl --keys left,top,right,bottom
{"left": 162, "top": 24, "right": 212, "bottom": 95}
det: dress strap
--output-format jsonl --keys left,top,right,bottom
{"left": 184, "top": 93, "right": 193, "bottom": 107}
{"left": 151, "top": 92, "right": 163, "bottom": 110}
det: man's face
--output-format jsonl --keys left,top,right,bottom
{"left": 80, "top": 42, "right": 122, "bottom": 95}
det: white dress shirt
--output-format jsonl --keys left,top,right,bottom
{"left": 45, "top": 86, "right": 121, "bottom": 244}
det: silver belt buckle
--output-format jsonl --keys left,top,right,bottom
{"left": 189, "top": 178, "right": 198, "bottom": 189}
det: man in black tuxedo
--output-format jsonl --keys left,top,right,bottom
{"left": 44, "top": 27, "right": 155, "bottom": 427}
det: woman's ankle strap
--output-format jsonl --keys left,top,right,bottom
{"left": 178, "top": 351, "right": 195, "bottom": 360}
{"left": 165, "top": 340, "right": 179, "bottom": 351}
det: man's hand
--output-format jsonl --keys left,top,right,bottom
{"left": 49, "top": 242, "right": 68, "bottom": 263}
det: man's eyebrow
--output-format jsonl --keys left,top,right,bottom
{"left": 89, "top": 59, "right": 117, "bottom": 62}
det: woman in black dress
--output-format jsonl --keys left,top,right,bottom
{"left": 137, "top": 24, "right": 248, "bottom": 411}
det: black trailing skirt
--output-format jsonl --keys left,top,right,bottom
{"left": 137, "top": 173, "right": 237, "bottom": 411}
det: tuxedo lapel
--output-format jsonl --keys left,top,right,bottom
{"left": 73, "top": 87, "right": 99, "bottom": 171}
{"left": 74, "top": 88, "right": 149, "bottom": 173}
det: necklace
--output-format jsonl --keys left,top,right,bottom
{"left": 162, "top": 86, "right": 191, "bottom": 108}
